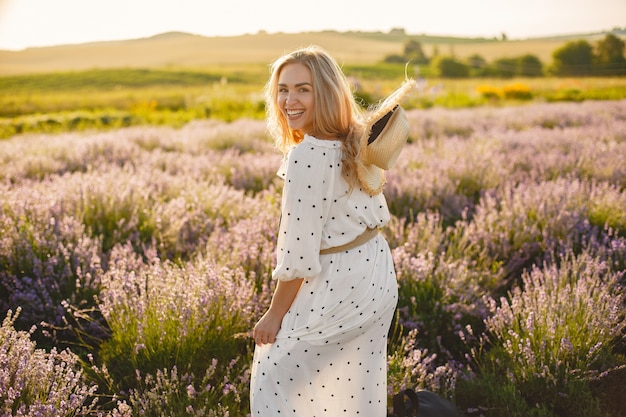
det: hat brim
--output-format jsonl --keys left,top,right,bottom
{"left": 356, "top": 79, "right": 417, "bottom": 196}
{"left": 356, "top": 161, "right": 385, "bottom": 196}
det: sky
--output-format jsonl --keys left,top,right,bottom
{"left": 0, "top": 0, "right": 624, "bottom": 51}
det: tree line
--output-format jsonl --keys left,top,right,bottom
{"left": 385, "top": 33, "right": 626, "bottom": 78}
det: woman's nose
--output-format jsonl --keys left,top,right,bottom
{"left": 285, "top": 92, "right": 297, "bottom": 105}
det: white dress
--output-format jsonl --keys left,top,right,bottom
{"left": 250, "top": 135, "right": 398, "bottom": 416}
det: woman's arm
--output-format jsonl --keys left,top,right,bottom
{"left": 253, "top": 278, "right": 304, "bottom": 345}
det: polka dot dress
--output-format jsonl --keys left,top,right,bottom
{"left": 250, "top": 135, "right": 399, "bottom": 416}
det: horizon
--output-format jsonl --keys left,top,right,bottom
{"left": 6, "top": 25, "right": 626, "bottom": 47}
{"left": 3, "top": 26, "right": 621, "bottom": 52}
{"left": 0, "top": 0, "right": 624, "bottom": 51}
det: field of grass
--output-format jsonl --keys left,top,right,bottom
{"left": 2, "top": 65, "right": 626, "bottom": 140}
{"left": 1, "top": 98, "right": 625, "bottom": 416}
{"left": 2, "top": 29, "right": 624, "bottom": 140}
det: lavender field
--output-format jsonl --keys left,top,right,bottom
{"left": 1, "top": 100, "right": 625, "bottom": 417}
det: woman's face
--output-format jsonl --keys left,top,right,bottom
{"left": 277, "top": 63, "right": 315, "bottom": 135}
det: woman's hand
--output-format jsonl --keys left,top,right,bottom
{"left": 252, "top": 278, "right": 304, "bottom": 345}
{"left": 253, "top": 310, "right": 283, "bottom": 345}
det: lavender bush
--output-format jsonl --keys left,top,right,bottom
{"left": 0, "top": 308, "right": 99, "bottom": 416}
{"left": 388, "top": 212, "right": 493, "bottom": 363}
{"left": 1, "top": 100, "right": 625, "bottom": 416}
{"left": 462, "top": 250, "right": 625, "bottom": 417}
{"left": 464, "top": 178, "right": 626, "bottom": 281}
{"left": 96, "top": 242, "right": 256, "bottom": 391}
{"left": 388, "top": 100, "right": 626, "bottom": 225}
{"left": 0, "top": 182, "right": 103, "bottom": 338}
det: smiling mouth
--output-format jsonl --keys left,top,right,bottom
{"left": 286, "top": 110, "right": 304, "bottom": 118}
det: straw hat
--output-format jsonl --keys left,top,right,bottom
{"left": 356, "top": 79, "right": 418, "bottom": 195}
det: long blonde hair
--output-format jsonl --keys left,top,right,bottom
{"left": 265, "top": 45, "right": 363, "bottom": 185}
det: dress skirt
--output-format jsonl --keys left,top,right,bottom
{"left": 250, "top": 234, "right": 398, "bottom": 416}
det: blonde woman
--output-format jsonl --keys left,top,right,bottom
{"left": 251, "top": 45, "right": 415, "bottom": 416}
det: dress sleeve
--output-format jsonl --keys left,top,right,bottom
{"left": 272, "top": 142, "right": 335, "bottom": 281}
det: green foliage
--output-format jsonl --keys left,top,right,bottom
{"left": 343, "top": 62, "right": 415, "bottom": 80}
{"left": 475, "top": 55, "right": 543, "bottom": 78}
{"left": 403, "top": 39, "right": 429, "bottom": 64}
{"left": 456, "top": 370, "right": 609, "bottom": 417}
{"left": 3, "top": 61, "right": 626, "bottom": 140}
{"left": 432, "top": 91, "right": 479, "bottom": 108}
{"left": 594, "top": 34, "right": 626, "bottom": 76}
{"left": 543, "top": 84, "right": 626, "bottom": 102}
{"left": 0, "top": 96, "right": 266, "bottom": 139}
{"left": 550, "top": 40, "right": 594, "bottom": 76}
{"left": 2, "top": 111, "right": 136, "bottom": 138}
{"left": 430, "top": 56, "right": 470, "bottom": 78}
{"left": 0, "top": 68, "right": 232, "bottom": 93}
{"left": 463, "top": 252, "right": 624, "bottom": 417}
{"left": 456, "top": 372, "right": 541, "bottom": 417}
{"left": 81, "top": 179, "right": 145, "bottom": 251}
{"left": 97, "top": 249, "right": 254, "bottom": 394}
{"left": 383, "top": 39, "right": 430, "bottom": 65}
{"left": 492, "top": 57, "right": 517, "bottom": 78}
{"left": 467, "top": 54, "right": 490, "bottom": 77}
{"left": 0, "top": 67, "right": 267, "bottom": 135}
{"left": 517, "top": 54, "right": 544, "bottom": 77}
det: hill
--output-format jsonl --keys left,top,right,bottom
{"left": 0, "top": 30, "right": 617, "bottom": 75}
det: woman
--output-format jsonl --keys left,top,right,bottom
{"left": 251, "top": 45, "right": 415, "bottom": 416}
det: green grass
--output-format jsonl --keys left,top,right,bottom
{"left": 0, "top": 68, "right": 235, "bottom": 92}
{"left": 2, "top": 66, "right": 626, "bottom": 140}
